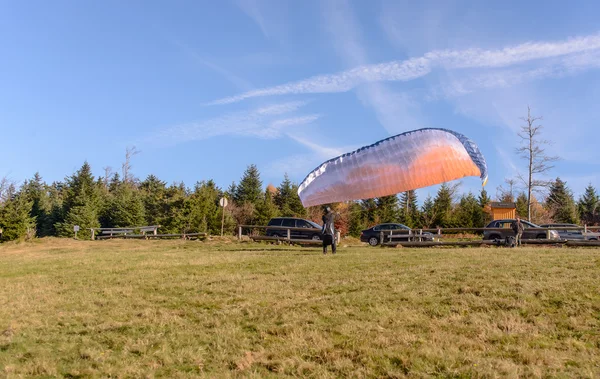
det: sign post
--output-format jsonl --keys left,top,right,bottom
{"left": 219, "top": 197, "right": 228, "bottom": 236}
{"left": 74, "top": 225, "right": 80, "bottom": 239}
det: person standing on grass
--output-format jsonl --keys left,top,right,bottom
{"left": 511, "top": 216, "right": 524, "bottom": 247}
{"left": 322, "top": 206, "right": 336, "bottom": 255}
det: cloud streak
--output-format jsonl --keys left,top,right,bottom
{"left": 147, "top": 101, "right": 319, "bottom": 146}
{"left": 206, "top": 32, "right": 600, "bottom": 105}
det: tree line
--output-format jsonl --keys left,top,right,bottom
{"left": 0, "top": 160, "right": 598, "bottom": 242}
{"left": 1, "top": 107, "right": 597, "bottom": 242}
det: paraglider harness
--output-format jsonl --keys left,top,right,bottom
{"left": 493, "top": 236, "right": 516, "bottom": 248}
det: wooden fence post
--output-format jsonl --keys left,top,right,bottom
{"left": 91, "top": 229, "right": 95, "bottom": 241}
{"left": 287, "top": 228, "right": 291, "bottom": 240}
{"left": 419, "top": 229, "right": 423, "bottom": 242}
{"left": 379, "top": 231, "right": 383, "bottom": 245}
{"left": 238, "top": 226, "right": 242, "bottom": 240}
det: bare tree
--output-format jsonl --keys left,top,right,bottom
{"left": 0, "top": 176, "right": 13, "bottom": 204}
{"left": 496, "top": 178, "right": 517, "bottom": 202}
{"left": 122, "top": 146, "right": 140, "bottom": 184}
{"left": 102, "top": 166, "right": 113, "bottom": 189}
{"left": 515, "top": 106, "right": 559, "bottom": 220}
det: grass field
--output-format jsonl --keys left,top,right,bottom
{"left": 1, "top": 238, "right": 599, "bottom": 378}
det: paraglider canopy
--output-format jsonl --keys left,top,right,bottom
{"left": 297, "top": 128, "right": 488, "bottom": 208}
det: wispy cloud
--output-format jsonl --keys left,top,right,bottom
{"left": 320, "top": 0, "right": 427, "bottom": 134}
{"left": 236, "top": 0, "right": 269, "bottom": 39}
{"left": 436, "top": 50, "right": 600, "bottom": 98}
{"left": 146, "top": 101, "right": 318, "bottom": 146}
{"left": 266, "top": 134, "right": 359, "bottom": 180}
{"left": 172, "top": 40, "right": 253, "bottom": 91}
{"left": 286, "top": 134, "right": 347, "bottom": 158}
{"left": 206, "top": 32, "right": 600, "bottom": 105}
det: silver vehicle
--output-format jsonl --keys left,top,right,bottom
{"left": 539, "top": 223, "right": 600, "bottom": 241}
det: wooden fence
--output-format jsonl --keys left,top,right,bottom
{"left": 238, "top": 224, "right": 600, "bottom": 248}
{"left": 90, "top": 225, "right": 207, "bottom": 241}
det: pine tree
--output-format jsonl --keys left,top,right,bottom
{"left": 478, "top": 188, "right": 490, "bottom": 208}
{"left": 234, "top": 164, "right": 263, "bottom": 206}
{"left": 376, "top": 195, "right": 399, "bottom": 223}
{"left": 140, "top": 175, "right": 167, "bottom": 226}
{"left": 347, "top": 201, "right": 365, "bottom": 237}
{"left": 454, "top": 193, "right": 482, "bottom": 227}
{"left": 578, "top": 183, "right": 599, "bottom": 225}
{"left": 274, "top": 174, "right": 294, "bottom": 216}
{"left": 0, "top": 185, "right": 35, "bottom": 241}
{"left": 420, "top": 195, "right": 435, "bottom": 228}
{"left": 360, "top": 198, "right": 378, "bottom": 226}
{"left": 189, "top": 180, "right": 222, "bottom": 234}
{"left": 516, "top": 192, "right": 528, "bottom": 218}
{"left": 433, "top": 184, "right": 453, "bottom": 227}
{"left": 45, "top": 182, "right": 66, "bottom": 237}
{"left": 161, "top": 182, "right": 191, "bottom": 233}
{"left": 100, "top": 182, "right": 145, "bottom": 228}
{"left": 546, "top": 177, "right": 578, "bottom": 224}
{"left": 288, "top": 183, "right": 307, "bottom": 218}
{"left": 256, "top": 189, "right": 279, "bottom": 227}
{"left": 56, "top": 162, "right": 101, "bottom": 238}
{"left": 22, "top": 173, "right": 52, "bottom": 237}
{"left": 399, "top": 190, "right": 419, "bottom": 228}
{"left": 226, "top": 182, "right": 237, "bottom": 199}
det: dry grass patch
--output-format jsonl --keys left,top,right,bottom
{"left": 1, "top": 239, "right": 599, "bottom": 377}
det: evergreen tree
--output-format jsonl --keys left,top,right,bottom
{"left": 399, "top": 190, "right": 419, "bottom": 228}
{"left": 0, "top": 185, "right": 35, "bottom": 241}
{"left": 516, "top": 192, "right": 528, "bottom": 218}
{"left": 22, "top": 173, "right": 52, "bottom": 237}
{"left": 360, "top": 198, "right": 378, "bottom": 226}
{"left": 347, "top": 201, "right": 365, "bottom": 237}
{"left": 100, "top": 182, "right": 145, "bottom": 228}
{"left": 45, "top": 182, "right": 66, "bottom": 237}
{"left": 578, "top": 183, "right": 599, "bottom": 225}
{"left": 140, "top": 175, "right": 167, "bottom": 226}
{"left": 454, "top": 193, "right": 482, "bottom": 227}
{"left": 255, "top": 189, "right": 279, "bottom": 227}
{"left": 420, "top": 195, "right": 435, "bottom": 228}
{"left": 288, "top": 183, "right": 307, "bottom": 218}
{"left": 225, "top": 182, "right": 237, "bottom": 199}
{"left": 55, "top": 162, "right": 101, "bottom": 238}
{"left": 189, "top": 180, "right": 222, "bottom": 234}
{"left": 161, "top": 182, "right": 191, "bottom": 233}
{"left": 546, "top": 177, "right": 578, "bottom": 224}
{"left": 478, "top": 188, "right": 490, "bottom": 208}
{"left": 433, "top": 184, "right": 453, "bottom": 227}
{"left": 274, "top": 174, "right": 294, "bottom": 216}
{"left": 234, "top": 164, "right": 263, "bottom": 205}
{"left": 376, "top": 195, "right": 400, "bottom": 223}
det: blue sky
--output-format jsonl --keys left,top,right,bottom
{"left": 2, "top": 0, "right": 599, "bottom": 202}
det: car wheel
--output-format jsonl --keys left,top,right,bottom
{"left": 488, "top": 234, "right": 501, "bottom": 240}
{"left": 368, "top": 237, "right": 379, "bottom": 246}
{"left": 271, "top": 233, "right": 280, "bottom": 238}
{"left": 589, "top": 238, "right": 598, "bottom": 241}
{"left": 311, "top": 234, "right": 321, "bottom": 241}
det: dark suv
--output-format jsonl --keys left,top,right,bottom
{"left": 360, "top": 223, "right": 435, "bottom": 246}
{"left": 483, "top": 219, "right": 560, "bottom": 241}
{"left": 266, "top": 217, "right": 323, "bottom": 240}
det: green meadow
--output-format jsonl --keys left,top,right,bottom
{"left": 1, "top": 239, "right": 599, "bottom": 377}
